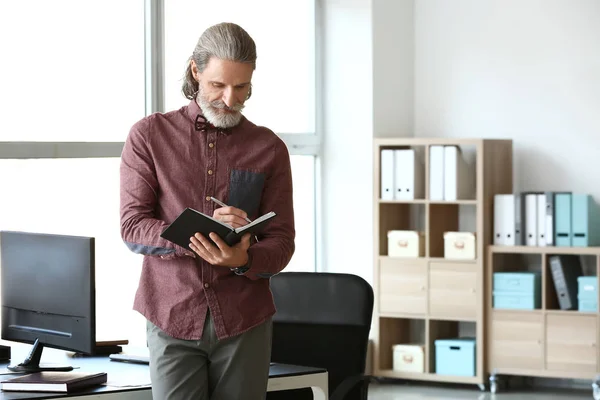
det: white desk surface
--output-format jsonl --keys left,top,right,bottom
{"left": 0, "top": 344, "right": 328, "bottom": 399}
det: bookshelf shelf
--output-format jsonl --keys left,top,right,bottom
{"left": 379, "top": 199, "right": 427, "bottom": 204}
{"left": 378, "top": 199, "right": 478, "bottom": 205}
{"left": 490, "top": 245, "right": 600, "bottom": 255}
{"left": 375, "top": 370, "right": 483, "bottom": 384}
{"left": 428, "top": 200, "right": 478, "bottom": 205}
{"left": 487, "top": 245, "right": 600, "bottom": 383}
{"left": 372, "top": 138, "right": 513, "bottom": 387}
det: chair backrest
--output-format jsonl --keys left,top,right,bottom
{"left": 270, "top": 272, "right": 374, "bottom": 400}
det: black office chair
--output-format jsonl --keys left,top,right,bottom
{"left": 267, "top": 272, "right": 374, "bottom": 400}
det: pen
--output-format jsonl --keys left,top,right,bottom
{"left": 209, "top": 196, "right": 252, "bottom": 223}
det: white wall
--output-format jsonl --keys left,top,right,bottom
{"left": 322, "top": 0, "right": 600, "bottom": 285}
{"left": 415, "top": 0, "right": 600, "bottom": 198}
{"left": 320, "top": 0, "right": 373, "bottom": 284}
{"left": 373, "top": 0, "right": 414, "bottom": 137}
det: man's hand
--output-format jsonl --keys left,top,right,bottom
{"left": 213, "top": 205, "right": 250, "bottom": 229}
{"left": 189, "top": 232, "right": 251, "bottom": 268}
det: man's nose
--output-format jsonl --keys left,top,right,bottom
{"left": 222, "top": 87, "right": 236, "bottom": 108}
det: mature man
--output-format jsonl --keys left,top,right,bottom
{"left": 120, "top": 22, "right": 295, "bottom": 399}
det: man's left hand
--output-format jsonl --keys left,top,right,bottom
{"left": 189, "top": 232, "right": 251, "bottom": 267}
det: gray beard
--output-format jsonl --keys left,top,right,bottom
{"left": 196, "top": 93, "right": 244, "bottom": 129}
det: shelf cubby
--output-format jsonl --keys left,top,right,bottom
{"left": 378, "top": 144, "right": 427, "bottom": 201}
{"left": 544, "top": 253, "right": 597, "bottom": 312}
{"left": 428, "top": 203, "right": 477, "bottom": 259}
{"left": 378, "top": 203, "right": 426, "bottom": 257}
{"left": 426, "top": 143, "right": 478, "bottom": 202}
{"left": 378, "top": 317, "right": 425, "bottom": 371}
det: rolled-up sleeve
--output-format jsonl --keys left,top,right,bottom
{"left": 120, "top": 119, "right": 191, "bottom": 259}
{"left": 243, "top": 139, "right": 295, "bottom": 280}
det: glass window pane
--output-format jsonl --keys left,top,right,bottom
{"left": 0, "top": 2, "right": 145, "bottom": 142}
{"left": 0, "top": 159, "right": 146, "bottom": 345}
{"left": 164, "top": 0, "right": 315, "bottom": 134}
{"left": 286, "top": 155, "right": 316, "bottom": 272}
{"left": 0, "top": 155, "right": 316, "bottom": 345}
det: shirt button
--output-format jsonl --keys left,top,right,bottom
{"left": 208, "top": 142, "right": 214, "bottom": 148}
{"left": 204, "top": 283, "right": 210, "bottom": 289}
{"left": 205, "top": 196, "right": 211, "bottom": 201}
{"left": 208, "top": 169, "right": 213, "bottom": 175}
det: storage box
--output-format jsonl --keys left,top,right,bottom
{"left": 578, "top": 276, "right": 598, "bottom": 312}
{"left": 434, "top": 338, "right": 476, "bottom": 376}
{"left": 387, "top": 230, "right": 425, "bottom": 258}
{"left": 392, "top": 344, "right": 425, "bottom": 373}
{"left": 443, "top": 232, "right": 476, "bottom": 260}
{"left": 493, "top": 272, "right": 541, "bottom": 310}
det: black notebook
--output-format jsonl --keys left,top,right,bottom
{"left": 1, "top": 371, "right": 107, "bottom": 392}
{"left": 161, "top": 207, "right": 276, "bottom": 248}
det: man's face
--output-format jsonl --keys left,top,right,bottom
{"left": 192, "top": 57, "right": 253, "bottom": 129}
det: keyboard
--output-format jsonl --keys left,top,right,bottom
{"left": 109, "top": 353, "right": 150, "bottom": 365}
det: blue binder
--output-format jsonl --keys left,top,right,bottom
{"left": 572, "top": 194, "right": 600, "bottom": 247}
{"left": 555, "top": 193, "right": 572, "bottom": 247}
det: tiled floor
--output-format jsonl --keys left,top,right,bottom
{"left": 368, "top": 382, "right": 593, "bottom": 399}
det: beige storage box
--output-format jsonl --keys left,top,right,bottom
{"left": 387, "top": 230, "right": 425, "bottom": 258}
{"left": 444, "top": 232, "right": 476, "bottom": 260}
{"left": 392, "top": 344, "right": 425, "bottom": 373}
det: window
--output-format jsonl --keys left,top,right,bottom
{"left": 286, "top": 156, "right": 316, "bottom": 273}
{"left": 0, "top": 1, "right": 319, "bottom": 346}
{"left": 163, "top": 0, "right": 316, "bottom": 134}
{"left": 0, "top": 159, "right": 144, "bottom": 343}
{"left": 0, "top": 1, "right": 146, "bottom": 142}
{"left": 0, "top": 1, "right": 147, "bottom": 345}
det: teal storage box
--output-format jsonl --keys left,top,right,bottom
{"left": 493, "top": 272, "right": 541, "bottom": 310}
{"left": 435, "top": 338, "right": 476, "bottom": 376}
{"left": 578, "top": 276, "right": 598, "bottom": 312}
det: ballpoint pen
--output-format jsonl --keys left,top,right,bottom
{"left": 209, "top": 196, "right": 252, "bottom": 223}
{"left": 209, "top": 196, "right": 259, "bottom": 242}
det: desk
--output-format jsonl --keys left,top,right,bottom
{"left": 0, "top": 346, "right": 328, "bottom": 399}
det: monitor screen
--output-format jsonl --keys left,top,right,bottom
{"left": 0, "top": 230, "right": 96, "bottom": 372}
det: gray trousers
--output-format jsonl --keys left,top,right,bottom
{"left": 146, "top": 312, "right": 272, "bottom": 400}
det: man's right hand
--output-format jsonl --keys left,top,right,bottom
{"left": 212, "top": 205, "right": 250, "bottom": 228}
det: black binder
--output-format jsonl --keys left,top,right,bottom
{"left": 548, "top": 254, "right": 583, "bottom": 310}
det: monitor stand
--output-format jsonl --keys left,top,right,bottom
{"left": 7, "top": 338, "right": 73, "bottom": 373}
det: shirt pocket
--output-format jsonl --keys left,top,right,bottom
{"left": 228, "top": 168, "right": 266, "bottom": 218}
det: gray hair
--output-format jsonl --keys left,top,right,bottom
{"left": 182, "top": 22, "right": 257, "bottom": 100}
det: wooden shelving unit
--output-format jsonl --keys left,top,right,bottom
{"left": 372, "top": 138, "right": 513, "bottom": 387}
{"left": 487, "top": 245, "right": 600, "bottom": 389}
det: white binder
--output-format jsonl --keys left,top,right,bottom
{"left": 393, "top": 149, "right": 423, "bottom": 200}
{"left": 443, "top": 146, "right": 474, "bottom": 201}
{"left": 494, "top": 194, "right": 516, "bottom": 246}
{"left": 503, "top": 194, "right": 517, "bottom": 246}
{"left": 494, "top": 194, "right": 505, "bottom": 245}
{"left": 537, "top": 194, "right": 547, "bottom": 247}
{"left": 429, "top": 146, "right": 444, "bottom": 201}
{"left": 380, "top": 149, "right": 394, "bottom": 200}
{"left": 525, "top": 194, "right": 538, "bottom": 246}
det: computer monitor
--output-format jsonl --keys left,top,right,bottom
{"left": 0, "top": 230, "right": 96, "bottom": 373}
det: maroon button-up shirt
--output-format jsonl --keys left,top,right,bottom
{"left": 120, "top": 100, "right": 295, "bottom": 340}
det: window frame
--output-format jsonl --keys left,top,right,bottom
{"left": 0, "top": 0, "right": 322, "bottom": 271}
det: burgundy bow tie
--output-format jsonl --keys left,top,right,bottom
{"left": 195, "top": 114, "right": 231, "bottom": 134}
{"left": 195, "top": 114, "right": 214, "bottom": 132}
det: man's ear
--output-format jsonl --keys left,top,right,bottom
{"left": 190, "top": 60, "right": 200, "bottom": 82}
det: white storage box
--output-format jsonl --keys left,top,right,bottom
{"left": 392, "top": 344, "right": 425, "bottom": 373}
{"left": 387, "top": 231, "right": 425, "bottom": 258}
{"left": 444, "top": 232, "right": 476, "bottom": 260}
